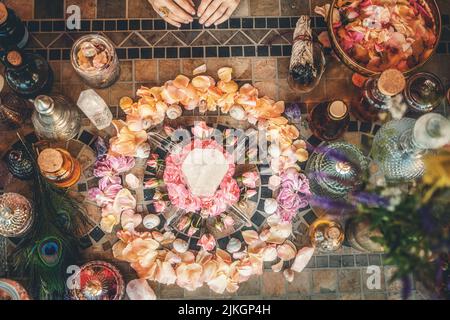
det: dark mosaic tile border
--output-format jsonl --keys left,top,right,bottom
{"left": 25, "top": 17, "right": 324, "bottom": 32}
{"left": 23, "top": 15, "right": 450, "bottom": 60}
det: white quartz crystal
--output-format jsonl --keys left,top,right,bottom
{"left": 181, "top": 148, "right": 228, "bottom": 197}
{"left": 77, "top": 89, "right": 113, "bottom": 130}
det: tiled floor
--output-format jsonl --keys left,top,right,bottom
{"left": 1, "top": 0, "right": 449, "bottom": 300}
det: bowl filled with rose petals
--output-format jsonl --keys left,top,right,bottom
{"left": 327, "top": 0, "right": 441, "bottom": 76}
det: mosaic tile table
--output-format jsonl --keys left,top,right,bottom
{"left": 0, "top": 0, "right": 449, "bottom": 300}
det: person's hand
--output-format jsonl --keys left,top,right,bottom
{"left": 148, "top": 0, "right": 196, "bottom": 27}
{"left": 197, "top": 0, "right": 241, "bottom": 27}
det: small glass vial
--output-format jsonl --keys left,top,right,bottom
{"left": 77, "top": 89, "right": 113, "bottom": 130}
{"left": 309, "top": 100, "right": 350, "bottom": 141}
{"left": 309, "top": 219, "right": 344, "bottom": 253}
{"left": 404, "top": 72, "right": 444, "bottom": 113}
{"left": 288, "top": 16, "right": 325, "bottom": 93}
{"left": 37, "top": 148, "right": 81, "bottom": 188}
{"left": 32, "top": 95, "right": 81, "bottom": 142}
{"left": 351, "top": 69, "right": 405, "bottom": 122}
{"left": 71, "top": 34, "right": 120, "bottom": 89}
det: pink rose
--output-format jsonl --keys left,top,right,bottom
{"left": 241, "top": 171, "right": 259, "bottom": 188}
{"left": 198, "top": 234, "right": 216, "bottom": 251}
{"left": 191, "top": 121, "right": 214, "bottom": 139}
{"left": 88, "top": 183, "right": 123, "bottom": 207}
{"left": 153, "top": 200, "right": 167, "bottom": 213}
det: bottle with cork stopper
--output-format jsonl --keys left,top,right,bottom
{"left": 2, "top": 48, "right": 53, "bottom": 99}
{"left": 309, "top": 100, "right": 350, "bottom": 141}
{"left": 37, "top": 148, "right": 81, "bottom": 188}
{"left": 351, "top": 68, "right": 406, "bottom": 122}
{"left": 0, "top": 2, "right": 28, "bottom": 50}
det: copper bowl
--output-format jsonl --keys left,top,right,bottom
{"left": 327, "top": 0, "right": 442, "bottom": 77}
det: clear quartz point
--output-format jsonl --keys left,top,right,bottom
{"left": 76, "top": 89, "right": 112, "bottom": 130}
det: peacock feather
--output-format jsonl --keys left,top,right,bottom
{"left": 12, "top": 134, "right": 94, "bottom": 300}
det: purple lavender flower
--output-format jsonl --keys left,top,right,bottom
{"left": 308, "top": 195, "right": 356, "bottom": 214}
{"left": 350, "top": 191, "right": 390, "bottom": 207}
{"left": 284, "top": 103, "right": 302, "bottom": 122}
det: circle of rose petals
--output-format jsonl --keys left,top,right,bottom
{"left": 106, "top": 66, "right": 315, "bottom": 298}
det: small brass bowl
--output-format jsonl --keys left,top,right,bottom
{"left": 327, "top": 0, "right": 442, "bottom": 77}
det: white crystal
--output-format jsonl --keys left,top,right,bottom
{"left": 181, "top": 147, "right": 228, "bottom": 197}
{"left": 77, "top": 89, "right": 113, "bottom": 130}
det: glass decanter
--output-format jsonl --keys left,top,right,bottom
{"left": 305, "top": 141, "right": 369, "bottom": 199}
{"left": 372, "top": 113, "right": 450, "bottom": 183}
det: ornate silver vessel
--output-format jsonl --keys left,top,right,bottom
{"left": 32, "top": 95, "right": 81, "bottom": 142}
{"left": 0, "top": 193, "right": 33, "bottom": 238}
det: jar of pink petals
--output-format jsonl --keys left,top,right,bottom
{"left": 71, "top": 34, "right": 120, "bottom": 89}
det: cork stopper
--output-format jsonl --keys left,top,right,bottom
{"left": 6, "top": 51, "right": 23, "bottom": 67}
{"left": 377, "top": 69, "right": 406, "bottom": 96}
{"left": 38, "top": 149, "right": 64, "bottom": 173}
{"left": 0, "top": 3, "right": 8, "bottom": 25}
{"left": 328, "top": 100, "right": 348, "bottom": 120}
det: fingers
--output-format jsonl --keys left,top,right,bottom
{"left": 165, "top": 0, "right": 194, "bottom": 23}
{"left": 213, "top": 8, "right": 233, "bottom": 26}
{"left": 174, "top": 0, "right": 196, "bottom": 15}
{"left": 165, "top": 16, "right": 182, "bottom": 28}
{"left": 197, "top": 0, "right": 213, "bottom": 17}
{"left": 199, "top": 0, "right": 222, "bottom": 25}
{"left": 203, "top": 4, "right": 227, "bottom": 27}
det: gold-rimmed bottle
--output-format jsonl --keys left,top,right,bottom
{"left": 309, "top": 219, "right": 344, "bottom": 253}
{"left": 37, "top": 148, "right": 81, "bottom": 188}
{"left": 309, "top": 100, "right": 350, "bottom": 141}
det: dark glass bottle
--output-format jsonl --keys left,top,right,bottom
{"left": 0, "top": 3, "right": 28, "bottom": 49}
{"left": 309, "top": 100, "right": 350, "bottom": 141}
{"left": 351, "top": 69, "right": 405, "bottom": 122}
{"left": 3, "top": 49, "right": 53, "bottom": 99}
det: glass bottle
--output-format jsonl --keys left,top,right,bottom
{"left": 371, "top": 113, "right": 450, "bottom": 182}
{"left": 309, "top": 219, "right": 344, "bottom": 253}
{"left": 0, "top": 3, "right": 28, "bottom": 49}
{"left": 77, "top": 89, "right": 113, "bottom": 130}
{"left": 351, "top": 69, "right": 405, "bottom": 122}
{"left": 305, "top": 141, "right": 369, "bottom": 199}
{"left": 71, "top": 34, "right": 120, "bottom": 89}
{"left": 404, "top": 72, "right": 444, "bottom": 113}
{"left": 2, "top": 48, "right": 53, "bottom": 99}
{"left": 0, "top": 86, "right": 33, "bottom": 130}
{"left": 32, "top": 95, "right": 81, "bottom": 142}
{"left": 309, "top": 100, "right": 350, "bottom": 141}
{"left": 37, "top": 147, "right": 81, "bottom": 188}
{"left": 288, "top": 16, "right": 325, "bottom": 93}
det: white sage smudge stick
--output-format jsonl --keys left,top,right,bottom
{"left": 289, "top": 16, "right": 317, "bottom": 85}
